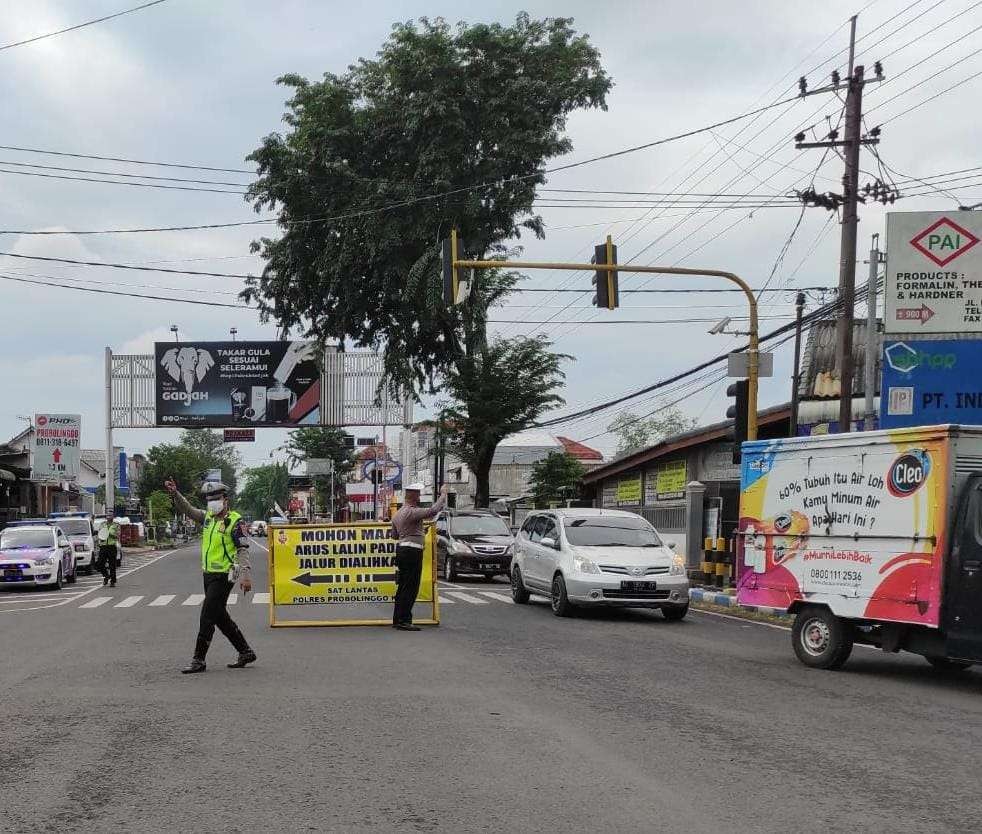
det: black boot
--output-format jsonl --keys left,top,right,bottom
{"left": 227, "top": 650, "right": 257, "bottom": 669}
{"left": 181, "top": 658, "right": 207, "bottom": 674}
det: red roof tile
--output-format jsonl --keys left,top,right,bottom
{"left": 556, "top": 436, "right": 604, "bottom": 461}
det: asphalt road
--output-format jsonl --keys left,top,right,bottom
{"left": 1, "top": 538, "right": 980, "bottom": 833}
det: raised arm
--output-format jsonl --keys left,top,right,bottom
{"left": 164, "top": 478, "right": 206, "bottom": 524}
{"left": 405, "top": 486, "right": 449, "bottom": 522}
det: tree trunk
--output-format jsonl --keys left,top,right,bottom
{"left": 472, "top": 451, "right": 494, "bottom": 509}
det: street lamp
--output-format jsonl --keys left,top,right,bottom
{"left": 170, "top": 325, "right": 180, "bottom": 342}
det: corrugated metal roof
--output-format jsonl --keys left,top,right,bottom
{"left": 798, "top": 318, "right": 881, "bottom": 399}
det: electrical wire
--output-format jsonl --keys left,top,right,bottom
{"left": 878, "top": 67, "right": 982, "bottom": 125}
{"left": 0, "top": 158, "right": 251, "bottom": 188}
{"left": 0, "top": 166, "right": 246, "bottom": 194}
{"left": 0, "top": 144, "right": 253, "bottom": 175}
{"left": 0, "top": 0, "right": 169, "bottom": 51}
{"left": 0, "top": 251, "right": 251, "bottom": 279}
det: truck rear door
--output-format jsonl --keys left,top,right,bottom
{"left": 945, "top": 475, "right": 982, "bottom": 660}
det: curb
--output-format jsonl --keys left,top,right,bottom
{"left": 689, "top": 588, "right": 790, "bottom": 619}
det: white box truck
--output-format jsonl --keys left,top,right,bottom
{"left": 736, "top": 424, "right": 982, "bottom": 671}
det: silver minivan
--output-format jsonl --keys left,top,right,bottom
{"left": 511, "top": 508, "right": 689, "bottom": 619}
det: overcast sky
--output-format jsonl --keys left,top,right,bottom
{"left": 1, "top": 0, "right": 978, "bottom": 471}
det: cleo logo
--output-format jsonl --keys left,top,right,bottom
{"left": 887, "top": 450, "right": 931, "bottom": 497}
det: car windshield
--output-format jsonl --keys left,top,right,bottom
{"left": 55, "top": 519, "right": 91, "bottom": 536}
{"left": 452, "top": 515, "right": 510, "bottom": 536}
{"left": 1, "top": 529, "right": 54, "bottom": 549}
{"left": 563, "top": 516, "right": 663, "bottom": 547}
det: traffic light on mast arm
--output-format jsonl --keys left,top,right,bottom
{"left": 441, "top": 229, "right": 470, "bottom": 306}
{"left": 591, "top": 235, "right": 619, "bottom": 310}
{"left": 726, "top": 379, "right": 749, "bottom": 464}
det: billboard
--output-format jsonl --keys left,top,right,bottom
{"left": 154, "top": 341, "right": 320, "bottom": 428}
{"left": 880, "top": 338, "right": 982, "bottom": 428}
{"left": 33, "top": 413, "right": 81, "bottom": 480}
{"left": 884, "top": 211, "right": 982, "bottom": 333}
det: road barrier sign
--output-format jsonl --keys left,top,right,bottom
{"left": 267, "top": 522, "right": 439, "bottom": 627}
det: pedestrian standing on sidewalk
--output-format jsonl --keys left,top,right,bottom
{"left": 96, "top": 515, "right": 119, "bottom": 587}
{"left": 164, "top": 478, "right": 256, "bottom": 674}
{"left": 390, "top": 482, "right": 448, "bottom": 631}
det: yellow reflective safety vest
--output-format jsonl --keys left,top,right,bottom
{"left": 201, "top": 510, "right": 242, "bottom": 573}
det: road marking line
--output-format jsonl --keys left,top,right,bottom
{"left": 183, "top": 594, "right": 205, "bottom": 606}
{"left": 437, "top": 594, "right": 456, "bottom": 604}
{"left": 443, "top": 591, "right": 488, "bottom": 604}
{"left": 0, "top": 547, "right": 183, "bottom": 614}
{"left": 252, "top": 592, "right": 269, "bottom": 604}
{"left": 149, "top": 595, "right": 175, "bottom": 607}
{"left": 688, "top": 608, "right": 878, "bottom": 651}
{"left": 115, "top": 595, "right": 143, "bottom": 608}
{"left": 80, "top": 597, "right": 111, "bottom": 609}
{"left": 479, "top": 592, "right": 514, "bottom": 604}
{"left": 227, "top": 593, "right": 238, "bottom": 605}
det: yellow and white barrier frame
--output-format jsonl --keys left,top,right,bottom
{"left": 267, "top": 521, "right": 440, "bottom": 628}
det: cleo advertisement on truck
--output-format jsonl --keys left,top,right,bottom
{"left": 736, "top": 433, "right": 949, "bottom": 627}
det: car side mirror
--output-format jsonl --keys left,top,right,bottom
{"left": 540, "top": 536, "right": 558, "bottom": 550}
{"left": 666, "top": 541, "right": 677, "bottom": 550}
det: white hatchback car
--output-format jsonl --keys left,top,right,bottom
{"left": 511, "top": 508, "right": 689, "bottom": 619}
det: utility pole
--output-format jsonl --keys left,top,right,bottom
{"left": 790, "top": 292, "right": 806, "bottom": 435}
{"left": 794, "top": 14, "right": 884, "bottom": 433}
{"left": 864, "top": 233, "right": 882, "bottom": 430}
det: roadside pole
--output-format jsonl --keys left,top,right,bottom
{"left": 790, "top": 292, "right": 806, "bottom": 435}
{"left": 104, "top": 347, "right": 114, "bottom": 517}
{"left": 864, "top": 234, "right": 880, "bottom": 430}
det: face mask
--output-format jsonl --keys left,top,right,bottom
{"left": 207, "top": 499, "right": 225, "bottom": 514}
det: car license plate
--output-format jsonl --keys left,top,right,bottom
{"left": 4, "top": 569, "right": 23, "bottom": 580}
{"left": 479, "top": 563, "right": 499, "bottom": 571}
{"left": 620, "top": 580, "right": 657, "bottom": 591}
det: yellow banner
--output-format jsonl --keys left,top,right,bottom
{"left": 655, "top": 460, "right": 687, "bottom": 500}
{"left": 270, "top": 523, "right": 434, "bottom": 606}
{"left": 616, "top": 475, "right": 642, "bottom": 505}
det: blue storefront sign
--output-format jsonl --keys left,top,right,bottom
{"left": 880, "top": 339, "right": 982, "bottom": 428}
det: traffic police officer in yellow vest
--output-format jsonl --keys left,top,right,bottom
{"left": 164, "top": 478, "right": 256, "bottom": 674}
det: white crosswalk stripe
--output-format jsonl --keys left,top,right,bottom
{"left": 183, "top": 594, "right": 205, "bottom": 606}
{"left": 149, "top": 595, "right": 175, "bottom": 607}
{"left": 443, "top": 591, "right": 489, "bottom": 604}
{"left": 479, "top": 592, "right": 514, "bottom": 604}
{"left": 80, "top": 596, "right": 111, "bottom": 609}
{"left": 252, "top": 593, "right": 269, "bottom": 604}
{"left": 437, "top": 594, "right": 456, "bottom": 604}
{"left": 115, "top": 596, "right": 144, "bottom": 608}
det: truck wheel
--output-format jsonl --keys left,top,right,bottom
{"left": 926, "top": 656, "right": 974, "bottom": 672}
{"left": 792, "top": 607, "right": 853, "bottom": 670}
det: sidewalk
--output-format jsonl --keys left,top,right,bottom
{"left": 689, "top": 586, "right": 791, "bottom": 620}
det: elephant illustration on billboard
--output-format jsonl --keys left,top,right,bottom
{"left": 160, "top": 347, "right": 215, "bottom": 395}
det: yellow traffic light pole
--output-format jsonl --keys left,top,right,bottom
{"left": 451, "top": 232, "right": 759, "bottom": 441}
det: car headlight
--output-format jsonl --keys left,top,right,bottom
{"left": 34, "top": 555, "right": 55, "bottom": 566}
{"left": 572, "top": 555, "right": 601, "bottom": 575}
{"left": 453, "top": 542, "right": 471, "bottom": 555}
{"left": 669, "top": 555, "right": 686, "bottom": 576}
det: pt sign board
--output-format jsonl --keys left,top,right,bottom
{"left": 33, "top": 413, "right": 81, "bottom": 480}
{"left": 884, "top": 211, "right": 982, "bottom": 333}
{"left": 880, "top": 339, "right": 982, "bottom": 428}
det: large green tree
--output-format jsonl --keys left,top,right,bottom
{"left": 282, "top": 427, "right": 356, "bottom": 514}
{"left": 237, "top": 463, "right": 290, "bottom": 521}
{"left": 528, "top": 451, "right": 586, "bottom": 508}
{"left": 607, "top": 406, "right": 696, "bottom": 459}
{"left": 243, "top": 16, "right": 610, "bottom": 507}
{"left": 136, "top": 430, "right": 242, "bottom": 504}
{"left": 440, "top": 337, "right": 567, "bottom": 507}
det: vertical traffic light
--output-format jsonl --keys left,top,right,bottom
{"left": 591, "top": 235, "right": 619, "bottom": 309}
{"left": 441, "top": 229, "right": 472, "bottom": 306}
{"left": 726, "top": 379, "right": 749, "bottom": 464}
